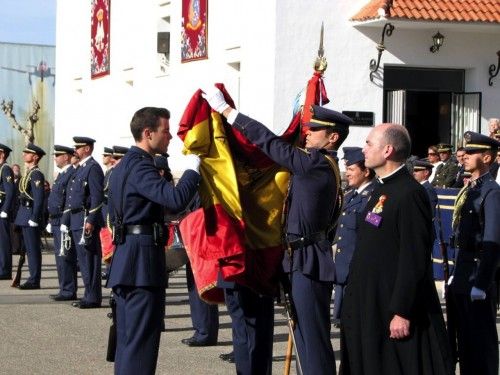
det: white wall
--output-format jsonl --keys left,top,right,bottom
{"left": 56, "top": 0, "right": 500, "bottom": 172}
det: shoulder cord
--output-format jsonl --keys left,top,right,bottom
{"left": 19, "top": 167, "right": 37, "bottom": 200}
{"left": 323, "top": 154, "right": 344, "bottom": 234}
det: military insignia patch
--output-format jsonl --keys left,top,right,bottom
{"left": 6, "top": 176, "right": 12, "bottom": 183}
{"left": 371, "top": 195, "right": 387, "bottom": 214}
{"left": 35, "top": 180, "right": 41, "bottom": 187}
{"left": 464, "top": 132, "right": 472, "bottom": 142}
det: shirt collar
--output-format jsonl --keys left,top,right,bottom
{"left": 79, "top": 155, "right": 92, "bottom": 166}
{"left": 356, "top": 181, "right": 373, "bottom": 194}
{"left": 377, "top": 164, "right": 405, "bottom": 184}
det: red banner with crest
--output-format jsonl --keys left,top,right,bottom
{"left": 181, "top": 0, "right": 208, "bottom": 63}
{"left": 91, "top": 0, "right": 111, "bottom": 79}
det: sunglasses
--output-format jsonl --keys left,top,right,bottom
{"left": 427, "top": 152, "right": 437, "bottom": 156}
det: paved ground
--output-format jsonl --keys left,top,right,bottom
{"left": 0, "top": 240, "right": 338, "bottom": 374}
{"left": 1, "top": 240, "right": 498, "bottom": 374}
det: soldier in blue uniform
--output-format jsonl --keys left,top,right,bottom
{"left": 107, "top": 107, "right": 200, "bottom": 375}
{"left": 332, "top": 147, "right": 376, "bottom": 325}
{"left": 47, "top": 145, "right": 78, "bottom": 300}
{"left": 448, "top": 131, "right": 500, "bottom": 375}
{"left": 61, "top": 136, "right": 104, "bottom": 308}
{"left": 14, "top": 144, "right": 46, "bottom": 289}
{"left": 0, "top": 144, "right": 15, "bottom": 279}
{"left": 412, "top": 159, "right": 438, "bottom": 216}
{"left": 203, "top": 86, "right": 351, "bottom": 375}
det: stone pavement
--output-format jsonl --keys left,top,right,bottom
{"left": 0, "top": 241, "right": 339, "bottom": 374}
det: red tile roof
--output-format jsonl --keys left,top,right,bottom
{"left": 351, "top": 0, "right": 500, "bottom": 23}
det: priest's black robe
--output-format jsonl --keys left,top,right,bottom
{"left": 340, "top": 167, "right": 454, "bottom": 375}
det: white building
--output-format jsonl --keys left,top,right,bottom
{"left": 56, "top": 0, "right": 500, "bottom": 174}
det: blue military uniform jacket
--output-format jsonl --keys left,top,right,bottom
{"left": 48, "top": 165, "right": 76, "bottom": 226}
{"left": 102, "top": 167, "right": 113, "bottom": 225}
{"left": 106, "top": 146, "right": 200, "bottom": 289}
{"left": 0, "top": 163, "right": 15, "bottom": 216}
{"left": 62, "top": 157, "right": 104, "bottom": 230}
{"left": 233, "top": 113, "right": 340, "bottom": 282}
{"left": 14, "top": 166, "right": 45, "bottom": 226}
{"left": 334, "top": 181, "right": 377, "bottom": 285}
{"left": 451, "top": 173, "right": 500, "bottom": 293}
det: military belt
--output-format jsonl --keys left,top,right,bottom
{"left": 20, "top": 199, "right": 33, "bottom": 207}
{"left": 125, "top": 224, "right": 162, "bottom": 236}
{"left": 70, "top": 207, "right": 85, "bottom": 214}
{"left": 49, "top": 213, "right": 62, "bottom": 219}
{"left": 286, "top": 231, "right": 328, "bottom": 251}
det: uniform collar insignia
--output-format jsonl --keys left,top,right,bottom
{"left": 361, "top": 190, "right": 369, "bottom": 196}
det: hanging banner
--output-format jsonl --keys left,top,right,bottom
{"left": 181, "top": 0, "right": 208, "bottom": 63}
{"left": 91, "top": 0, "right": 111, "bottom": 79}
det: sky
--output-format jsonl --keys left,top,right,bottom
{"left": 0, "top": 0, "right": 56, "bottom": 45}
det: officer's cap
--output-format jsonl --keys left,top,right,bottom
{"left": 413, "top": 159, "right": 434, "bottom": 171}
{"left": 102, "top": 147, "right": 113, "bottom": 156}
{"left": 73, "top": 136, "right": 96, "bottom": 147}
{"left": 23, "top": 143, "right": 46, "bottom": 157}
{"left": 0, "top": 143, "right": 12, "bottom": 154}
{"left": 306, "top": 105, "right": 353, "bottom": 130}
{"left": 436, "top": 143, "right": 453, "bottom": 153}
{"left": 154, "top": 154, "right": 170, "bottom": 171}
{"left": 112, "top": 146, "right": 129, "bottom": 158}
{"left": 463, "top": 131, "right": 500, "bottom": 152}
{"left": 494, "top": 130, "right": 500, "bottom": 140}
{"left": 53, "top": 145, "right": 75, "bottom": 156}
{"left": 342, "top": 147, "right": 364, "bottom": 166}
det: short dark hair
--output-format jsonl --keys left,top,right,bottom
{"left": 456, "top": 147, "right": 465, "bottom": 152}
{"left": 384, "top": 125, "right": 411, "bottom": 162}
{"left": 130, "top": 107, "right": 171, "bottom": 141}
{"left": 326, "top": 127, "right": 349, "bottom": 150}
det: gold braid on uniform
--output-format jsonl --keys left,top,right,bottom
{"left": 19, "top": 167, "right": 37, "bottom": 201}
{"left": 452, "top": 182, "right": 470, "bottom": 230}
{"left": 0, "top": 164, "right": 6, "bottom": 197}
{"left": 323, "top": 154, "right": 344, "bottom": 232}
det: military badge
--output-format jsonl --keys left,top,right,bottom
{"left": 35, "top": 180, "right": 41, "bottom": 187}
{"left": 371, "top": 195, "right": 387, "bottom": 214}
{"left": 6, "top": 176, "right": 12, "bottom": 183}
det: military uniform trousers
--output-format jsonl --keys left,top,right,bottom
{"left": 186, "top": 263, "right": 219, "bottom": 343}
{"left": 71, "top": 228, "right": 102, "bottom": 304}
{"left": 449, "top": 285, "right": 498, "bottom": 375}
{"left": 52, "top": 226, "right": 78, "bottom": 297}
{"left": 0, "top": 217, "right": 12, "bottom": 277}
{"left": 292, "top": 270, "right": 335, "bottom": 375}
{"left": 224, "top": 285, "right": 274, "bottom": 375}
{"left": 21, "top": 226, "right": 41, "bottom": 285}
{"left": 332, "top": 283, "right": 345, "bottom": 322}
{"left": 114, "top": 285, "right": 165, "bottom": 375}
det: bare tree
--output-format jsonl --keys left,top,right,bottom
{"left": 0, "top": 99, "right": 40, "bottom": 145}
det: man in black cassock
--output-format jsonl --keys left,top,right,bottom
{"left": 340, "top": 124, "right": 453, "bottom": 375}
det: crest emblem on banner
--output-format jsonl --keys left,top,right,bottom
{"left": 181, "top": 0, "right": 208, "bottom": 63}
{"left": 91, "top": 0, "right": 111, "bottom": 79}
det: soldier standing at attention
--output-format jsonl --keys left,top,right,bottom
{"left": 61, "top": 137, "right": 104, "bottom": 308}
{"left": 107, "top": 107, "right": 200, "bottom": 375}
{"left": 15, "top": 144, "right": 46, "bottom": 289}
{"left": 448, "top": 131, "right": 500, "bottom": 375}
{"left": 47, "top": 145, "right": 78, "bottom": 301}
{"left": 0, "top": 144, "right": 15, "bottom": 279}
{"left": 203, "top": 86, "right": 350, "bottom": 375}
{"left": 412, "top": 159, "right": 438, "bottom": 216}
{"left": 332, "top": 147, "right": 376, "bottom": 326}
{"left": 432, "top": 143, "right": 459, "bottom": 188}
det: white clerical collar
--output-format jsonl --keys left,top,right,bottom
{"left": 377, "top": 164, "right": 405, "bottom": 184}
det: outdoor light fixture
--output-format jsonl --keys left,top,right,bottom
{"left": 488, "top": 50, "right": 500, "bottom": 86}
{"left": 369, "top": 23, "right": 395, "bottom": 82}
{"left": 430, "top": 31, "right": 444, "bottom": 53}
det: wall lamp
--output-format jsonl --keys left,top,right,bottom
{"left": 369, "top": 23, "right": 395, "bottom": 82}
{"left": 488, "top": 50, "right": 500, "bottom": 86}
{"left": 430, "top": 31, "right": 444, "bottom": 53}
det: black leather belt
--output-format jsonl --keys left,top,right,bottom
{"left": 21, "top": 200, "right": 33, "bottom": 207}
{"left": 70, "top": 207, "right": 85, "bottom": 214}
{"left": 286, "top": 232, "right": 328, "bottom": 251}
{"left": 125, "top": 225, "right": 155, "bottom": 235}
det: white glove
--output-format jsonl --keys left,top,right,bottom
{"left": 0, "top": 211, "right": 7, "bottom": 219}
{"left": 201, "top": 86, "right": 230, "bottom": 113}
{"left": 60, "top": 224, "right": 69, "bottom": 233}
{"left": 28, "top": 220, "right": 38, "bottom": 227}
{"left": 183, "top": 154, "right": 201, "bottom": 174}
{"left": 470, "top": 286, "right": 487, "bottom": 301}
{"left": 447, "top": 275, "right": 454, "bottom": 286}
{"left": 45, "top": 223, "right": 52, "bottom": 234}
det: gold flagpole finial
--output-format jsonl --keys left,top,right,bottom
{"left": 314, "top": 22, "right": 327, "bottom": 73}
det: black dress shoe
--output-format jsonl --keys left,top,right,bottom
{"left": 72, "top": 300, "right": 101, "bottom": 309}
{"left": 0, "top": 274, "right": 12, "bottom": 280}
{"left": 219, "top": 351, "right": 235, "bottom": 362}
{"left": 49, "top": 294, "right": 59, "bottom": 300}
{"left": 188, "top": 339, "right": 216, "bottom": 347}
{"left": 54, "top": 294, "right": 78, "bottom": 301}
{"left": 18, "top": 282, "right": 40, "bottom": 290}
{"left": 181, "top": 337, "right": 195, "bottom": 345}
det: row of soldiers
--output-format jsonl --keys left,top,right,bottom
{"left": 0, "top": 139, "right": 171, "bottom": 308}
